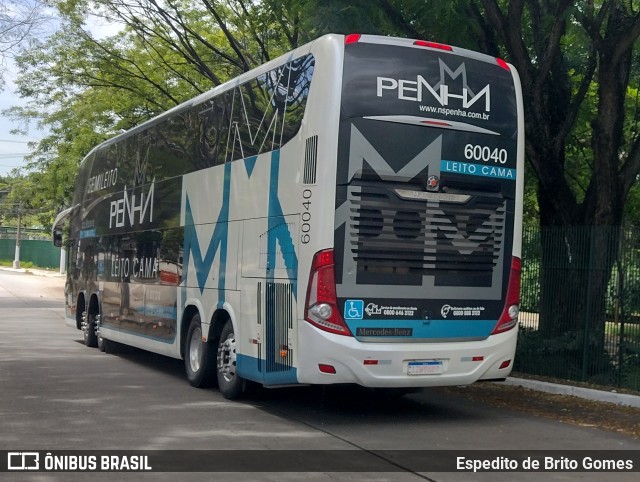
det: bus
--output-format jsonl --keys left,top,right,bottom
{"left": 52, "top": 33, "right": 524, "bottom": 399}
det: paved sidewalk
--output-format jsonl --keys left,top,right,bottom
{"left": 0, "top": 266, "right": 64, "bottom": 277}
{"left": 2, "top": 265, "right": 638, "bottom": 410}
{"left": 505, "top": 377, "right": 640, "bottom": 408}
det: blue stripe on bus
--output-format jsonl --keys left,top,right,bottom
{"left": 243, "top": 155, "right": 258, "bottom": 178}
{"left": 267, "top": 150, "right": 298, "bottom": 298}
{"left": 181, "top": 152, "right": 301, "bottom": 377}
{"left": 440, "top": 160, "right": 516, "bottom": 180}
{"left": 236, "top": 354, "right": 298, "bottom": 385}
{"left": 181, "top": 162, "right": 231, "bottom": 298}
{"left": 345, "top": 319, "right": 497, "bottom": 340}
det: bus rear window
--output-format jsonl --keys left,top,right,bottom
{"left": 341, "top": 43, "right": 517, "bottom": 138}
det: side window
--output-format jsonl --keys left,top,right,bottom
{"left": 225, "top": 54, "right": 316, "bottom": 163}
{"left": 93, "top": 54, "right": 317, "bottom": 178}
{"left": 85, "top": 145, "right": 118, "bottom": 202}
{"left": 133, "top": 230, "right": 161, "bottom": 281}
{"left": 73, "top": 154, "right": 93, "bottom": 207}
{"left": 116, "top": 133, "right": 152, "bottom": 187}
{"left": 279, "top": 54, "right": 315, "bottom": 145}
{"left": 145, "top": 118, "right": 195, "bottom": 181}
{"left": 228, "top": 76, "right": 270, "bottom": 161}
{"left": 197, "top": 93, "right": 232, "bottom": 168}
{"left": 158, "top": 227, "right": 183, "bottom": 285}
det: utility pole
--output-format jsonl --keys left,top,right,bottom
{"left": 13, "top": 203, "right": 22, "bottom": 269}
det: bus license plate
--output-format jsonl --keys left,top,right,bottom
{"left": 407, "top": 360, "right": 443, "bottom": 375}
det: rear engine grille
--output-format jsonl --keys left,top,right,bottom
{"left": 349, "top": 187, "right": 506, "bottom": 277}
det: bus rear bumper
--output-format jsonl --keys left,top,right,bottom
{"left": 296, "top": 321, "right": 518, "bottom": 387}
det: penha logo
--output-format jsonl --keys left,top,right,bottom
{"left": 377, "top": 59, "right": 491, "bottom": 112}
{"left": 109, "top": 179, "right": 155, "bottom": 229}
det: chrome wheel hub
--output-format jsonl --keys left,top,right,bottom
{"left": 188, "top": 326, "right": 203, "bottom": 373}
{"left": 217, "top": 334, "right": 237, "bottom": 382}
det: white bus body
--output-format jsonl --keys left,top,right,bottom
{"left": 53, "top": 34, "right": 524, "bottom": 398}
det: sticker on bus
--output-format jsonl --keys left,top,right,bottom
{"left": 344, "top": 300, "right": 364, "bottom": 320}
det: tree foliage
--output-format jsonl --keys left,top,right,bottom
{"left": 5, "top": 1, "right": 640, "bottom": 341}
{"left": 10, "top": 1, "right": 640, "bottom": 225}
{"left": 472, "top": 1, "right": 640, "bottom": 340}
{"left": 0, "top": 0, "right": 52, "bottom": 89}
{"left": 6, "top": 0, "right": 307, "bottom": 219}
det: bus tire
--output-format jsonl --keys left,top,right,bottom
{"left": 184, "top": 314, "right": 216, "bottom": 388}
{"left": 98, "top": 335, "right": 115, "bottom": 353}
{"left": 96, "top": 314, "right": 110, "bottom": 352}
{"left": 83, "top": 310, "right": 98, "bottom": 348}
{"left": 216, "top": 320, "right": 244, "bottom": 400}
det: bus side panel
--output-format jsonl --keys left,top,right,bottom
{"left": 295, "top": 35, "right": 345, "bottom": 306}
{"left": 510, "top": 63, "right": 526, "bottom": 259}
{"left": 180, "top": 147, "right": 301, "bottom": 385}
{"left": 179, "top": 162, "right": 240, "bottom": 349}
{"left": 234, "top": 146, "right": 301, "bottom": 385}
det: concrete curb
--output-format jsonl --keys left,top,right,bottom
{"left": 0, "top": 266, "right": 64, "bottom": 277}
{"left": 505, "top": 377, "right": 640, "bottom": 409}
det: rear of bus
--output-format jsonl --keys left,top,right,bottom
{"left": 300, "top": 34, "right": 523, "bottom": 387}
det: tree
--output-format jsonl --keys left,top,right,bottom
{"left": 0, "top": 0, "right": 51, "bottom": 89}
{"left": 474, "top": 2, "right": 640, "bottom": 363}
{"left": 7, "top": 0, "right": 304, "bottom": 212}
{"left": 0, "top": 173, "right": 45, "bottom": 231}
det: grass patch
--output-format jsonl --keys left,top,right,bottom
{"left": 0, "top": 259, "right": 37, "bottom": 269}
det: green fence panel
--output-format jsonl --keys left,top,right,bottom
{"left": 0, "top": 239, "right": 61, "bottom": 269}
{"left": 517, "top": 225, "right": 640, "bottom": 392}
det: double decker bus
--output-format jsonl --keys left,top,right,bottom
{"left": 53, "top": 33, "right": 524, "bottom": 399}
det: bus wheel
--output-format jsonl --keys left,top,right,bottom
{"left": 216, "top": 320, "right": 243, "bottom": 400}
{"left": 82, "top": 310, "right": 98, "bottom": 348}
{"left": 184, "top": 314, "right": 216, "bottom": 388}
{"left": 96, "top": 314, "right": 108, "bottom": 352}
{"left": 97, "top": 318, "right": 115, "bottom": 353}
{"left": 98, "top": 337, "right": 115, "bottom": 353}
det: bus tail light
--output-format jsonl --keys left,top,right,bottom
{"left": 491, "top": 257, "right": 521, "bottom": 335}
{"left": 414, "top": 40, "right": 453, "bottom": 51}
{"left": 304, "top": 249, "right": 352, "bottom": 336}
{"left": 345, "top": 34, "right": 361, "bottom": 45}
{"left": 496, "top": 58, "right": 510, "bottom": 71}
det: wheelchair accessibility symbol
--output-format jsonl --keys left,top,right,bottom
{"left": 344, "top": 300, "right": 364, "bottom": 320}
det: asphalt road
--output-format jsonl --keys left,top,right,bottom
{"left": 0, "top": 269, "right": 638, "bottom": 481}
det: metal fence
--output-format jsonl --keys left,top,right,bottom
{"left": 0, "top": 231, "right": 61, "bottom": 269}
{"left": 518, "top": 225, "right": 640, "bottom": 392}
{"left": 0, "top": 227, "right": 50, "bottom": 240}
